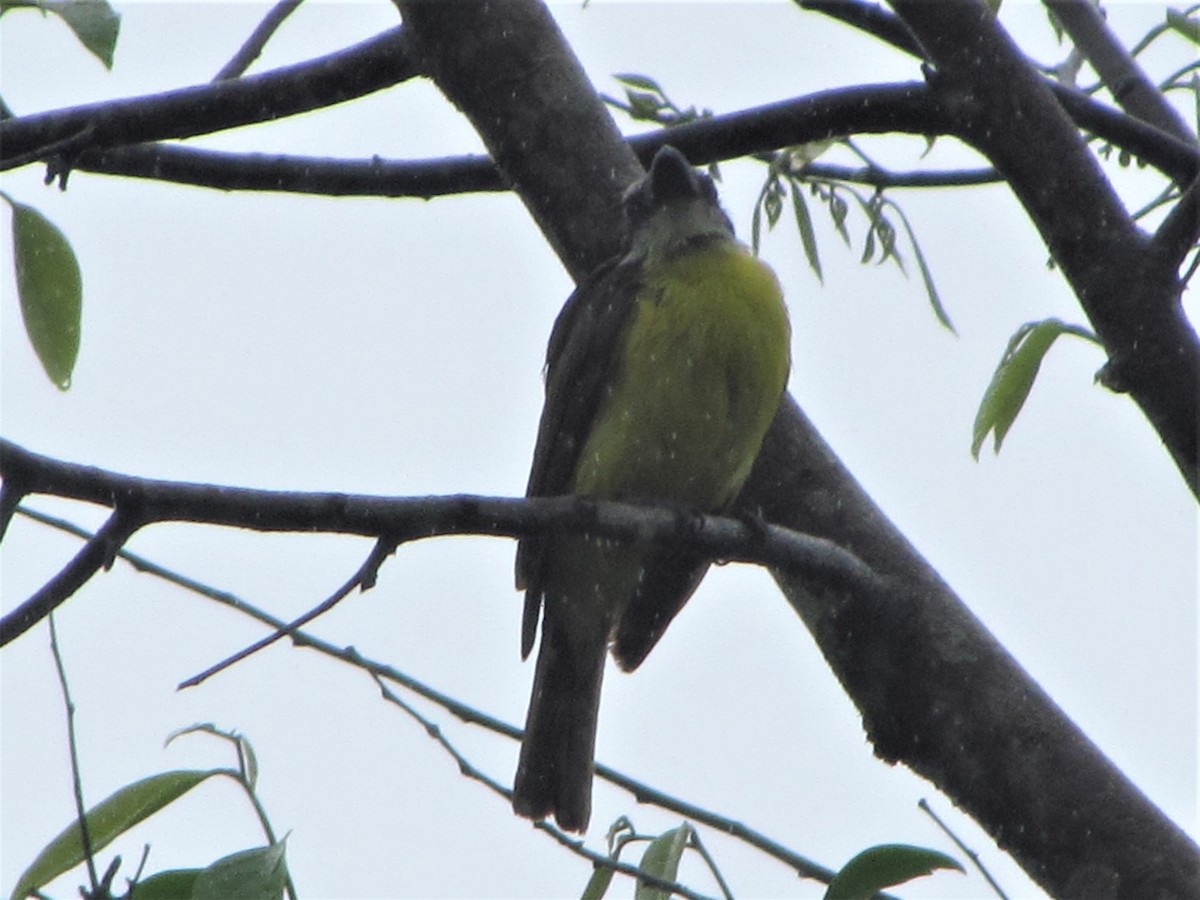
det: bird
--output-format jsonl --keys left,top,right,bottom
{"left": 512, "top": 145, "right": 792, "bottom": 832}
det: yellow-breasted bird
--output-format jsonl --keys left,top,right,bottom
{"left": 513, "top": 146, "right": 791, "bottom": 832}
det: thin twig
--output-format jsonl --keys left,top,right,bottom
{"left": 48, "top": 614, "right": 100, "bottom": 893}
{"left": 919, "top": 798, "right": 1009, "bottom": 900}
{"left": 372, "top": 673, "right": 718, "bottom": 900}
{"left": 179, "top": 537, "right": 396, "bottom": 689}
{"left": 15, "top": 505, "right": 849, "bottom": 890}
{"left": 213, "top": 0, "right": 306, "bottom": 81}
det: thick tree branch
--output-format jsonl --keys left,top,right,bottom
{"left": 891, "top": 0, "right": 1199, "bottom": 497}
{"left": 0, "top": 26, "right": 416, "bottom": 169}
{"left": 0, "top": 439, "right": 880, "bottom": 648}
{"left": 391, "top": 2, "right": 1198, "bottom": 897}
{"left": 746, "top": 396, "right": 1199, "bottom": 899}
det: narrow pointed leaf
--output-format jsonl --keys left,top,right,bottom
{"left": 634, "top": 825, "right": 689, "bottom": 900}
{"left": 789, "top": 178, "right": 823, "bottom": 282}
{"left": 882, "top": 197, "right": 954, "bottom": 332}
{"left": 7, "top": 197, "right": 82, "bottom": 388}
{"left": 825, "top": 843, "right": 963, "bottom": 900}
{"left": 9, "top": 769, "right": 224, "bottom": 900}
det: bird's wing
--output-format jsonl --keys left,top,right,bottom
{"left": 515, "top": 257, "right": 643, "bottom": 658}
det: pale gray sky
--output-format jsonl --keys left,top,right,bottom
{"left": 2, "top": 3, "right": 1195, "bottom": 898}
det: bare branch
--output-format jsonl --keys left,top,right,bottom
{"left": 2, "top": 512, "right": 139, "bottom": 646}
{"left": 0, "top": 438, "right": 881, "bottom": 648}
{"left": 71, "top": 143, "right": 505, "bottom": 197}
{"left": 0, "top": 26, "right": 417, "bottom": 169}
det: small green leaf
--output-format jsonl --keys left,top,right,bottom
{"left": 2, "top": 0, "right": 121, "bottom": 67}
{"left": 580, "top": 863, "right": 616, "bottom": 900}
{"left": 880, "top": 196, "right": 954, "bottom": 332}
{"left": 764, "top": 180, "right": 784, "bottom": 228}
{"left": 4, "top": 194, "right": 82, "bottom": 389}
{"left": 789, "top": 178, "right": 823, "bottom": 282}
{"left": 1166, "top": 9, "right": 1200, "bottom": 45}
{"left": 129, "top": 868, "right": 203, "bottom": 900}
{"left": 860, "top": 221, "right": 876, "bottom": 263}
{"left": 613, "top": 73, "right": 665, "bottom": 94}
{"left": 751, "top": 176, "right": 774, "bottom": 254}
{"left": 825, "top": 843, "right": 964, "bottom": 900}
{"left": 192, "top": 842, "right": 288, "bottom": 900}
{"left": 634, "top": 825, "right": 689, "bottom": 900}
{"left": 52, "top": 0, "right": 120, "bottom": 68}
{"left": 971, "top": 318, "right": 1100, "bottom": 459}
{"left": 786, "top": 140, "right": 834, "bottom": 167}
{"left": 9, "top": 769, "right": 226, "bottom": 900}
{"left": 625, "top": 89, "right": 664, "bottom": 120}
{"left": 828, "top": 191, "right": 850, "bottom": 246}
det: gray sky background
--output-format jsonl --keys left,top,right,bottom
{"left": 1, "top": 3, "right": 1196, "bottom": 898}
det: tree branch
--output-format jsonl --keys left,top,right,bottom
{"left": 891, "top": 0, "right": 1199, "bottom": 498}
{"left": 0, "top": 26, "right": 417, "bottom": 169}
{"left": 1044, "top": 0, "right": 1196, "bottom": 143}
{"left": 43, "top": 76, "right": 1199, "bottom": 198}
{"left": 2, "top": 511, "right": 139, "bottom": 646}
{"left": 0, "top": 438, "right": 881, "bottom": 648}
{"left": 798, "top": 0, "right": 1200, "bottom": 186}
{"left": 212, "top": 0, "right": 306, "bottom": 81}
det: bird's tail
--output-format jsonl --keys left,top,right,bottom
{"left": 512, "top": 610, "right": 607, "bottom": 833}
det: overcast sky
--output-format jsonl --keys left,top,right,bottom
{"left": 2, "top": 3, "right": 1196, "bottom": 899}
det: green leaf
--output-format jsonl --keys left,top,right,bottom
{"left": 129, "top": 868, "right": 203, "bottom": 900}
{"left": 971, "top": 318, "right": 1100, "bottom": 459}
{"left": 613, "top": 73, "right": 665, "bottom": 94}
{"left": 786, "top": 140, "right": 834, "bottom": 166}
{"left": 192, "top": 842, "right": 288, "bottom": 900}
{"left": 54, "top": 0, "right": 120, "bottom": 68}
{"left": 580, "top": 863, "right": 616, "bottom": 900}
{"left": 4, "top": 193, "right": 82, "bottom": 389}
{"left": 8, "top": 769, "right": 225, "bottom": 900}
{"left": 634, "top": 825, "right": 689, "bottom": 900}
{"left": 880, "top": 196, "right": 955, "bottom": 333}
{"left": 827, "top": 190, "right": 850, "bottom": 246}
{"left": 860, "top": 219, "right": 876, "bottom": 264}
{"left": 764, "top": 180, "right": 784, "bottom": 228}
{"left": 2, "top": 0, "right": 121, "bottom": 67}
{"left": 825, "top": 843, "right": 964, "bottom": 900}
{"left": 1166, "top": 9, "right": 1200, "bottom": 45}
{"left": 751, "top": 176, "right": 773, "bottom": 255}
{"left": 789, "top": 178, "right": 823, "bottom": 282}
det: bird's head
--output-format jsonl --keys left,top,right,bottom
{"left": 622, "top": 146, "right": 735, "bottom": 263}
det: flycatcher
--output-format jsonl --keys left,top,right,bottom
{"left": 513, "top": 145, "right": 791, "bottom": 832}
